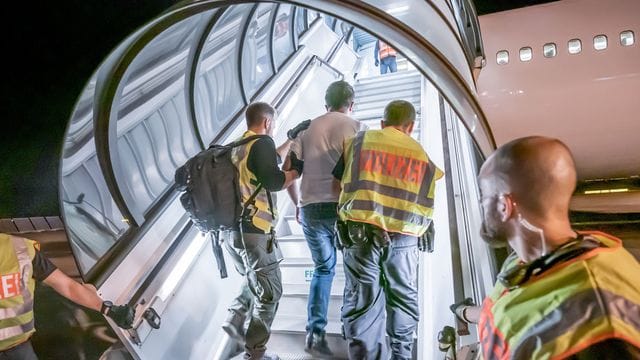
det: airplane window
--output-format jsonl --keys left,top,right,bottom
{"left": 496, "top": 50, "right": 509, "bottom": 65}
{"left": 543, "top": 43, "right": 557, "bottom": 58}
{"left": 593, "top": 35, "right": 608, "bottom": 50}
{"left": 568, "top": 39, "right": 582, "bottom": 54}
{"left": 519, "top": 47, "right": 532, "bottom": 61}
{"left": 620, "top": 30, "right": 635, "bottom": 46}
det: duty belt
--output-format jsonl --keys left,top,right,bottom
{"left": 335, "top": 220, "right": 434, "bottom": 252}
{"left": 335, "top": 220, "right": 391, "bottom": 249}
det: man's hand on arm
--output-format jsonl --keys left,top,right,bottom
{"left": 282, "top": 169, "right": 300, "bottom": 189}
{"left": 276, "top": 139, "right": 293, "bottom": 161}
{"left": 277, "top": 119, "right": 310, "bottom": 161}
{"left": 100, "top": 301, "right": 136, "bottom": 329}
{"left": 449, "top": 298, "right": 480, "bottom": 324}
{"left": 282, "top": 150, "right": 304, "bottom": 185}
{"left": 43, "top": 269, "right": 135, "bottom": 329}
{"left": 283, "top": 151, "right": 302, "bottom": 222}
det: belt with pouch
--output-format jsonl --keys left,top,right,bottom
{"left": 229, "top": 228, "right": 278, "bottom": 253}
{"left": 335, "top": 220, "right": 434, "bottom": 253}
{"left": 335, "top": 220, "right": 391, "bottom": 249}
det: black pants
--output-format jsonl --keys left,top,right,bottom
{"left": 0, "top": 340, "right": 37, "bottom": 360}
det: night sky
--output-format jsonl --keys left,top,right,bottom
{"left": 2, "top": 1, "right": 176, "bottom": 217}
{"left": 1, "top": 0, "right": 556, "bottom": 218}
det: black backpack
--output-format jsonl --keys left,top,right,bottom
{"left": 174, "top": 135, "right": 269, "bottom": 232}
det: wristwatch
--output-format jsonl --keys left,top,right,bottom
{"left": 101, "top": 300, "right": 113, "bottom": 315}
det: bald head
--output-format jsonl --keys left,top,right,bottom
{"left": 479, "top": 136, "right": 577, "bottom": 220}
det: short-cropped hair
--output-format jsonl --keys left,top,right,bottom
{"left": 246, "top": 102, "right": 275, "bottom": 127}
{"left": 383, "top": 100, "right": 416, "bottom": 127}
{"left": 325, "top": 80, "right": 355, "bottom": 110}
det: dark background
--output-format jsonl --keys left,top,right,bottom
{"left": 1, "top": 0, "right": 557, "bottom": 218}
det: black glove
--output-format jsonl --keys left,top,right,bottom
{"left": 375, "top": 59, "right": 379, "bottom": 67}
{"left": 289, "top": 152, "right": 304, "bottom": 175}
{"left": 449, "top": 297, "right": 475, "bottom": 324}
{"left": 287, "top": 119, "right": 311, "bottom": 140}
{"left": 102, "top": 301, "right": 135, "bottom": 329}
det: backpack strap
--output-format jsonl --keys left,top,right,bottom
{"left": 241, "top": 183, "right": 275, "bottom": 220}
{"left": 265, "top": 190, "right": 275, "bottom": 220}
{"left": 209, "top": 134, "right": 270, "bottom": 149}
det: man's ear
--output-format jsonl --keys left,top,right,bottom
{"left": 405, "top": 122, "right": 415, "bottom": 134}
{"left": 348, "top": 102, "right": 354, "bottom": 112}
{"left": 380, "top": 120, "right": 386, "bottom": 129}
{"left": 264, "top": 117, "right": 271, "bottom": 130}
{"left": 498, "top": 194, "right": 514, "bottom": 222}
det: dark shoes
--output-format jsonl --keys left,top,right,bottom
{"left": 222, "top": 310, "right": 246, "bottom": 344}
{"left": 304, "top": 332, "right": 334, "bottom": 358}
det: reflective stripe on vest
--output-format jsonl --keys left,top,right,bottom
{"left": 0, "top": 234, "right": 36, "bottom": 350}
{"left": 479, "top": 232, "right": 640, "bottom": 359}
{"left": 338, "top": 128, "right": 443, "bottom": 236}
{"left": 231, "top": 131, "right": 275, "bottom": 233}
{"left": 379, "top": 41, "right": 397, "bottom": 59}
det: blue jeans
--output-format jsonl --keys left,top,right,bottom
{"left": 380, "top": 56, "right": 398, "bottom": 74}
{"left": 300, "top": 202, "right": 338, "bottom": 335}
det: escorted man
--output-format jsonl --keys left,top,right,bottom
{"left": 452, "top": 136, "right": 640, "bottom": 359}
{"left": 0, "top": 233, "right": 134, "bottom": 359}
{"left": 333, "top": 100, "right": 443, "bottom": 359}
{"left": 286, "top": 80, "right": 366, "bottom": 357}
{"left": 222, "top": 102, "right": 303, "bottom": 360}
{"left": 374, "top": 39, "right": 398, "bottom": 74}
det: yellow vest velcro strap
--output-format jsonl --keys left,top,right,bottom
{"left": 418, "top": 161, "right": 439, "bottom": 200}
{"left": 11, "top": 237, "right": 31, "bottom": 283}
{"left": 348, "top": 132, "right": 366, "bottom": 177}
{"left": 347, "top": 200, "right": 430, "bottom": 228}
{"left": 512, "top": 289, "right": 640, "bottom": 358}
{"left": 343, "top": 180, "right": 434, "bottom": 208}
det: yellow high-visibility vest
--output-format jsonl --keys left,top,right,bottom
{"left": 0, "top": 234, "right": 37, "bottom": 351}
{"left": 338, "top": 127, "right": 443, "bottom": 236}
{"left": 479, "top": 232, "right": 640, "bottom": 359}
{"left": 231, "top": 131, "right": 276, "bottom": 233}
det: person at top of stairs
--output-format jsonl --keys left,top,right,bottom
{"left": 284, "top": 80, "right": 367, "bottom": 358}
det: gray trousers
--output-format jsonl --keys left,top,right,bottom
{"left": 224, "top": 231, "right": 283, "bottom": 356}
{"left": 342, "top": 233, "right": 420, "bottom": 360}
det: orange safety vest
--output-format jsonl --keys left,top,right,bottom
{"left": 479, "top": 231, "right": 640, "bottom": 359}
{"left": 379, "top": 41, "right": 397, "bottom": 59}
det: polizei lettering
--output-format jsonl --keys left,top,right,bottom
{"left": 359, "top": 149, "right": 426, "bottom": 184}
{"left": 0, "top": 273, "right": 21, "bottom": 299}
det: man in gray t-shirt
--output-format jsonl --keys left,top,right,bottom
{"left": 286, "top": 80, "right": 366, "bottom": 357}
